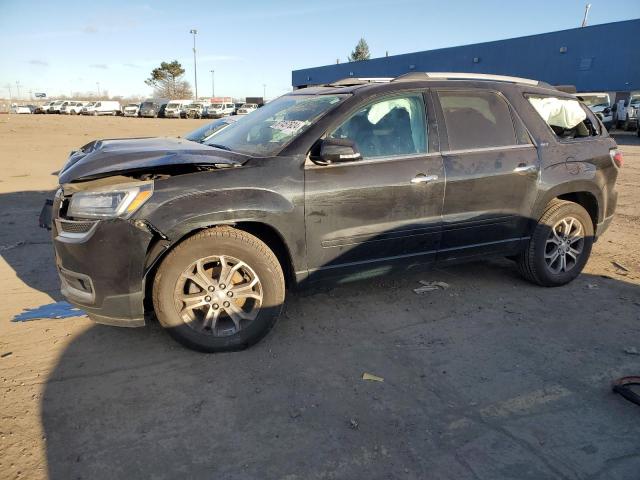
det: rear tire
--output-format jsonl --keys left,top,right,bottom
{"left": 517, "top": 200, "right": 593, "bottom": 287}
{"left": 153, "top": 227, "right": 285, "bottom": 352}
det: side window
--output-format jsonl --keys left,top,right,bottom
{"left": 328, "top": 94, "right": 427, "bottom": 159}
{"left": 527, "top": 96, "right": 599, "bottom": 139}
{"left": 438, "top": 90, "right": 517, "bottom": 150}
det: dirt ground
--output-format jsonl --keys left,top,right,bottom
{"left": 0, "top": 115, "right": 639, "bottom": 480}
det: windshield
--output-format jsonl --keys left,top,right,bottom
{"left": 141, "top": 102, "right": 155, "bottom": 109}
{"left": 241, "top": 104, "right": 256, "bottom": 109}
{"left": 211, "top": 104, "right": 223, "bottom": 109}
{"left": 166, "top": 103, "right": 180, "bottom": 108}
{"left": 126, "top": 103, "right": 138, "bottom": 107}
{"left": 205, "top": 94, "right": 347, "bottom": 156}
{"left": 580, "top": 95, "right": 609, "bottom": 107}
{"left": 631, "top": 97, "right": 640, "bottom": 106}
{"left": 187, "top": 103, "right": 202, "bottom": 109}
{"left": 185, "top": 118, "right": 238, "bottom": 143}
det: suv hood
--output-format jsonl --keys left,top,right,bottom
{"left": 58, "top": 137, "right": 248, "bottom": 184}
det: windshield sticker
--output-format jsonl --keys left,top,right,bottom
{"left": 270, "top": 120, "right": 307, "bottom": 134}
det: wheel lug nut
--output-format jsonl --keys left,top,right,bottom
{"left": 208, "top": 286, "right": 215, "bottom": 292}
{"left": 219, "top": 284, "right": 226, "bottom": 289}
{"left": 223, "top": 301, "right": 230, "bottom": 308}
{"left": 204, "top": 296, "right": 211, "bottom": 302}
{"left": 227, "top": 291, "right": 233, "bottom": 297}
{"left": 213, "top": 303, "right": 219, "bottom": 309}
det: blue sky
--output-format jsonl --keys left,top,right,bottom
{"left": 0, "top": 0, "right": 638, "bottom": 100}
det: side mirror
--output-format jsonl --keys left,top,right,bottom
{"left": 603, "top": 107, "right": 611, "bottom": 115}
{"left": 315, "top": 138, "right": 362, "bottom": 165}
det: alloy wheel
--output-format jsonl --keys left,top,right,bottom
{"left": 174, "top": 255, "right": 263, "bottom": 336}
{"left": 544, "top": 216, "right": 585, "bottom": 274}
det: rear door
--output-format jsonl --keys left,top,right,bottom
{"left": 434, "top": 89, "right": 539, "bottom": 260}
{"left": 304, "top": 91, "right": 444, "bottom": 278}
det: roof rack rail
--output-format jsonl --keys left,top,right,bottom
{"left": 327, "top": 77, "right": 393, "bottom": 87}
{"left": 393, "top": 72, "right": 547, "bottom": 87}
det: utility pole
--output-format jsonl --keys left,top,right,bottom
{"left": 263, "top": 84, "right": 266, "bottom": 100}
{"left": 5, "top": 84, "right": 12, "bottom": 105}
{"left": 190, "top": 29, "right": 198, "bottom": 99}
{"left": 210, "top": 69, "right": 215, "bottom": 97}
{"left": 15, "top": 81, "right": 21, "bottom": 101}
{"left": 581, "top": 3, "right": 591, "bottom": 27}
{"left": 96, "top": 82, "right": 101, "bottom": 97}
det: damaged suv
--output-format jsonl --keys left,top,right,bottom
{"left": 46, "top": 72, "right": 620, "bottom": 352}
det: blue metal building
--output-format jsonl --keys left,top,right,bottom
{"left": 292, "top": 19, "right": 639, "bottom": 92}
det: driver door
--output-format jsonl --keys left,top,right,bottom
{"left": 304, "top": 91, "right": 444, "bottom": 279}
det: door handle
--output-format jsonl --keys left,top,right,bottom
{"left": 411, "top": 174, "right": 439, "bottom": 184}
{"left": 513, "top": 164, "right": 538, "bottom": 175}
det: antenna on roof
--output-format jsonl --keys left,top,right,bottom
{"left": 581, "top": 3, "right": 591, "bottom": 28}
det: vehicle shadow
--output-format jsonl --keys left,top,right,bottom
{"left": 0, "top": 189, "right": 62, "bottom": 303}
{"left": 38, "top": 225, "right": 640, "bottom": 478}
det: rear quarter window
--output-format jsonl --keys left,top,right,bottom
{"left": 438, "top": 90, "right": 518, "bottom": 150}
{"left": 526, "top": 95, "right": 600, "bottom": 140}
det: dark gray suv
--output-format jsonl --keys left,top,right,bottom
{"left": 45, "top": 72, "right": 621, "bottom": 352}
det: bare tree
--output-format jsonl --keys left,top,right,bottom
{"left": 145, "top": 60, "right": 193, "bottom": 99}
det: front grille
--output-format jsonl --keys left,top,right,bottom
{"left": 56, "top": 218, "right": 98, "bottom": 236}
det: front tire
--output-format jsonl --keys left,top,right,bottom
{"left": 153, "top": 227, "right": 285, "bottom": 352}
{"left": 517, "top": 200, "right": 593, "bottom": 287}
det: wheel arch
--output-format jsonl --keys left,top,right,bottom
{"left": 142, "top": 221, "right": 296, "bottom": 313}
{"left": 534, "top": 183, "right": 602, "bottom": 230}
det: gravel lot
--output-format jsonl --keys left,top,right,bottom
{"left": 1, "top": 115, "right": 639, "bottom": 480}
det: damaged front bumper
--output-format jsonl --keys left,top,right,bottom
{"left": 49, "top": 194, "right": 157, "bottom": 327}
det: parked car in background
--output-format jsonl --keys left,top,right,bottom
{"left": 139, "top": 98, "right": 169, "bottom": 118}
{"left": 11, "top": 105, "right": 33, "bottom": 114}
{"left": 236, "top": 103, "right": 259, "bottom": 115}
{"left": 184, "top": 116, "right": 239, "bottom": 143}
{"left": 25, "top": 104, "right": 37, "bottom": 113}
{"left": 43, "top": 72, "right": 620, "bottom": 352}
{"left": 205, "top": 98, "right": 235, "bottom": 118}
{"left": 577, "top": 93, "right": 613, "bottom": 130}
{"left": 48, "top": 100, "right": 67, "bottom": 113}
{"left": 34, "top": 102, "right": 54, "bottom": 114}
{"left": 164, "top": 100, "right": 192, "bottom": 118}
{"left": 233, "top": 102, "right": 244, "bottom": 114}
{"left": 81, "top": 102, "right": 96, "bottom": 115}
{"left": 81, "top": 100, "right": 121, "bottom": 116}
{"left": 184, "top": 101, "right": 210, "bottom": 119}
{"left": 613, "top": 94, "right": 640, "bottom": 130}
{"left": 61, "top": 101, "right": 86, "bottom": 115}
{"left": 123, "top": 103, "right": 141, "bottom": 117}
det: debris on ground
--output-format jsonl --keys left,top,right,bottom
{"left": 362, "top": 372, "right": 384, "bottom": 382}
{"left": 0, "top": 241, "right": 25, "bottom": 252}
{"left": 12, "top": 301, "right": 86, "bottom": 322}
{"left": 413, "top": 280, "right": 450, "bottom": 294}
{"left": 349, "top": 418, "right": 359, "bottom": 430}
{"left": 586, "top": 283, "right": 599, "bottom": 289}
{"left": 612, "top": 376, "right": 640, "bottom": 407}
{"left": 623, "top": 347, "right": 640, "bottom": 355}
{"left": 612, "top": 261, "right": 630, "bottom": 272}
{"left": 1, "top": 351, "right": 12, "bottom": 358}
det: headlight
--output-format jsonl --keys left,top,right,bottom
{"left": 67, "top": 182, "right": 153, "bottom": 219}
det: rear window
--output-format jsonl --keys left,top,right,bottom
{"left": 527, "top": 95, "right": 600, "bottom": 139}
{"left": 438, "top": 90, "right": 517, "bottom": 150}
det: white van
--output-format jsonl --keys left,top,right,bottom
{"left": 164, "top": 100, "right": 192, "bottom": 118}
{"left": 82, "top": 100, "right": 121, "bottom": 116}
{"left": 206, "top": 102, "right": 236, "bottom": 118}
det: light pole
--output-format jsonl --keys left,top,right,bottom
{"left": 15, "top": 81, "right": 21, "bottom": 101}
{"left": 190, "top": 29, "right": 198, "bottom": 99}
{"left": 263, "top": 83, "right": 266, "bottom": 100}
{"left": 210, "top": 69, "right": 215, "bottom": 98}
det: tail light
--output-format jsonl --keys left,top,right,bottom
{"left": 610, "top": 149, "right": 623, "bottom": 168}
